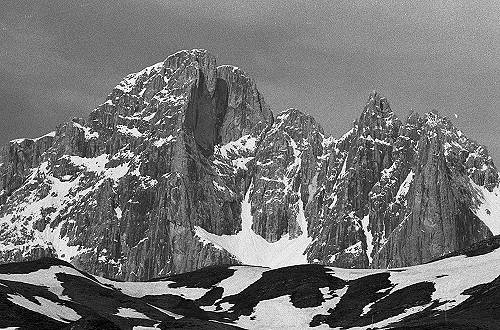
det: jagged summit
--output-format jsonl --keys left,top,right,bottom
{"left": 0, "top": 49, "right": 498, "bottom": 280}
{"left": 367, "top": 91, "right": 392, "bottom": 113}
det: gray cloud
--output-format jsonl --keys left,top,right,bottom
{"left": 1, "top": 0, "right": 499, "bottom": 164}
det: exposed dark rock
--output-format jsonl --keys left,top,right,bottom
{"left": 219, "top": 264, "right": 346, "bottom": 318}
{"left": 63, "top": 316, "right": 122, "bottom": 330}
{"left": 310, "top": 272, "right": 393, "bottom": 327}
{"left": 390, "top": 275, "right": 500, "bottom": 329}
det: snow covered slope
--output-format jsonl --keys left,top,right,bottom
{"left": 0, "top": 235, "right": 499, "bottom": 329}
{"left": 194, "top": 185, "right": 311, "bottom": 268}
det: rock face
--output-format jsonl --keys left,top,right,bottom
{"left": 0, "top": 49, "right": 499, "bottom": 280}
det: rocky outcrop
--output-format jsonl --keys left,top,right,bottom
{"left": 216, "top": 65, "right": 273, "bottom": 144}
{"left": 372, "top": 112, "right": 494, "bottom": 267}
{"left": 0, "top": 50, "right": 498, "bottom": 280}
{"left": 250, "top": 109, "right": 324, "bottom": 242}
{"left": 0, "top": 133, "right": 55, "bottom": 204}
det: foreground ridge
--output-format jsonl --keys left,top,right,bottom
{"left": 0, "top": 236, "right": 499, "bottom": 329}
{"left": 0, "top": 49, "right": 499, "bottom": 280}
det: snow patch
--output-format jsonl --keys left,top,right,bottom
{"left": 0, "top": 164, "right": 88, "bottom": 259}
{"left": 217, "top": 266, "right": 267, "bottom": 298}
{"left": 232, "top": 156, "right": 254, "bottom": 171}
{"left": 308, "top": 173, "right": 319, "bottom": 203}
{"left": 115, "top": 207, "right": 123, "bottom": 219}
{"left": 41, "top": 221, "right": 83, "bottom": 261}
{"left": 72, "top": 122, "right": 99, "bottom": 140}
{"left": 153, "top": 135, "right": 175, "bottom": 148}
{"left": 396, "top": 171, "right": 414, "bottom": 202}
{"left": 361, "top": 214, "right": 373, "bottom": 264}
{"left": 67, "top": 154, "right": 130, "bottom": 182}
{"left": 0, "top": 265, "right": 86, "bottom": 299}
{"left": 216, "top": 135, "right": 257, "bottom": 158}
{"left": 10, "top": 131, "right": 56, "bottom": 144}
{"left": 117, "top": 125, "right": 142, "bottom": 138}
{"left": 338, "top": 156, "right": 348, "bottom": 179}
{"left": 98, "top": 277, "right": 208, "bottom": 300}
{"left": 114, "top": 307, "right": 150, "bottom": 320}
{"left": 389, "top": 247, "right": 500, "bottom": 311}
{"left": 213, "top": 180, "right": 228, "bottom": 192}
{"left": 115, "top": 61, "right": 163, "bottom": 93}
{"left": 194, "top": 185, "right": 312, "bottom": 268}
{"left": 344, "top": 241, "right": 363, "bottom": 254}
{"left": 68, "top": 154, "right": 108, "bottom": 173}
{"left": 235, "top": 289, "right": 345, "bottom": 330}
{"left": 328, "top": 193, "right": 338, "bottom": 209}
{"left": 143, "top": 112, "right": 157, "bottom": 122}
{"left": 470, "top": 180, "right": 500, "bottom": 235}
{"left": 326, "top": 247, "right": 500, "bottom": 326}
{"left": 356, "top": 303, "right": 433, "bottom": 330}
{"left": 7, "top": 294, "right": 80, "bottom": 323}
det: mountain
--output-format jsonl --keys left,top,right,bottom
{"left": 0, "top": 235, "right": 499, "bottom": 329}
{"left": 0, "top": 49, "right": 499, "bottom": 280}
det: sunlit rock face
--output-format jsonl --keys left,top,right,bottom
{"left": 0, "top": 49, "right": 498, "bottom": 280}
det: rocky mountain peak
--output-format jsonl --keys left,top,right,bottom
{"left": 215, "top": 64, "right": 273, "bottom": 144}
{"left": 357, "top": 92, "right": 400, "bottom": 145}
{"left": 363, "top": 91, "right": 393, "bottom": 116}
{"left": 429, "top": 111, "right": 498, "bottom": 191}
{"left": 404, "top": 110, "right": 421, "bottom": 126}
{"left": 163, "top": 49, "right": 218, "bottom": 94}
{"left": 272, "top": 108, "right": 324, "bottom": 142}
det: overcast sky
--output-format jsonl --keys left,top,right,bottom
{"left": 1, "top": 0, "right": 499, "bottom": 164}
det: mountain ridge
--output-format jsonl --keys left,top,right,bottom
{"left": 0, "top": 49, "right": 498, "bottom": 280}
{"left": 0, "top": 234, "right": 499, "bottom": 329}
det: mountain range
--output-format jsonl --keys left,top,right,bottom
{"left": 0, "top": 49, "right": 499, "bottom": 283}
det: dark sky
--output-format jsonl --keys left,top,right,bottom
{"left": 1, "top": 0, "right": 499, "bottom": 165}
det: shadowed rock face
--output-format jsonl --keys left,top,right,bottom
{"left": 0, "top": 50, "right": 498, "bottom": 280}
{"left": 185, "top": 71, "right": 229, "bottom": 157}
